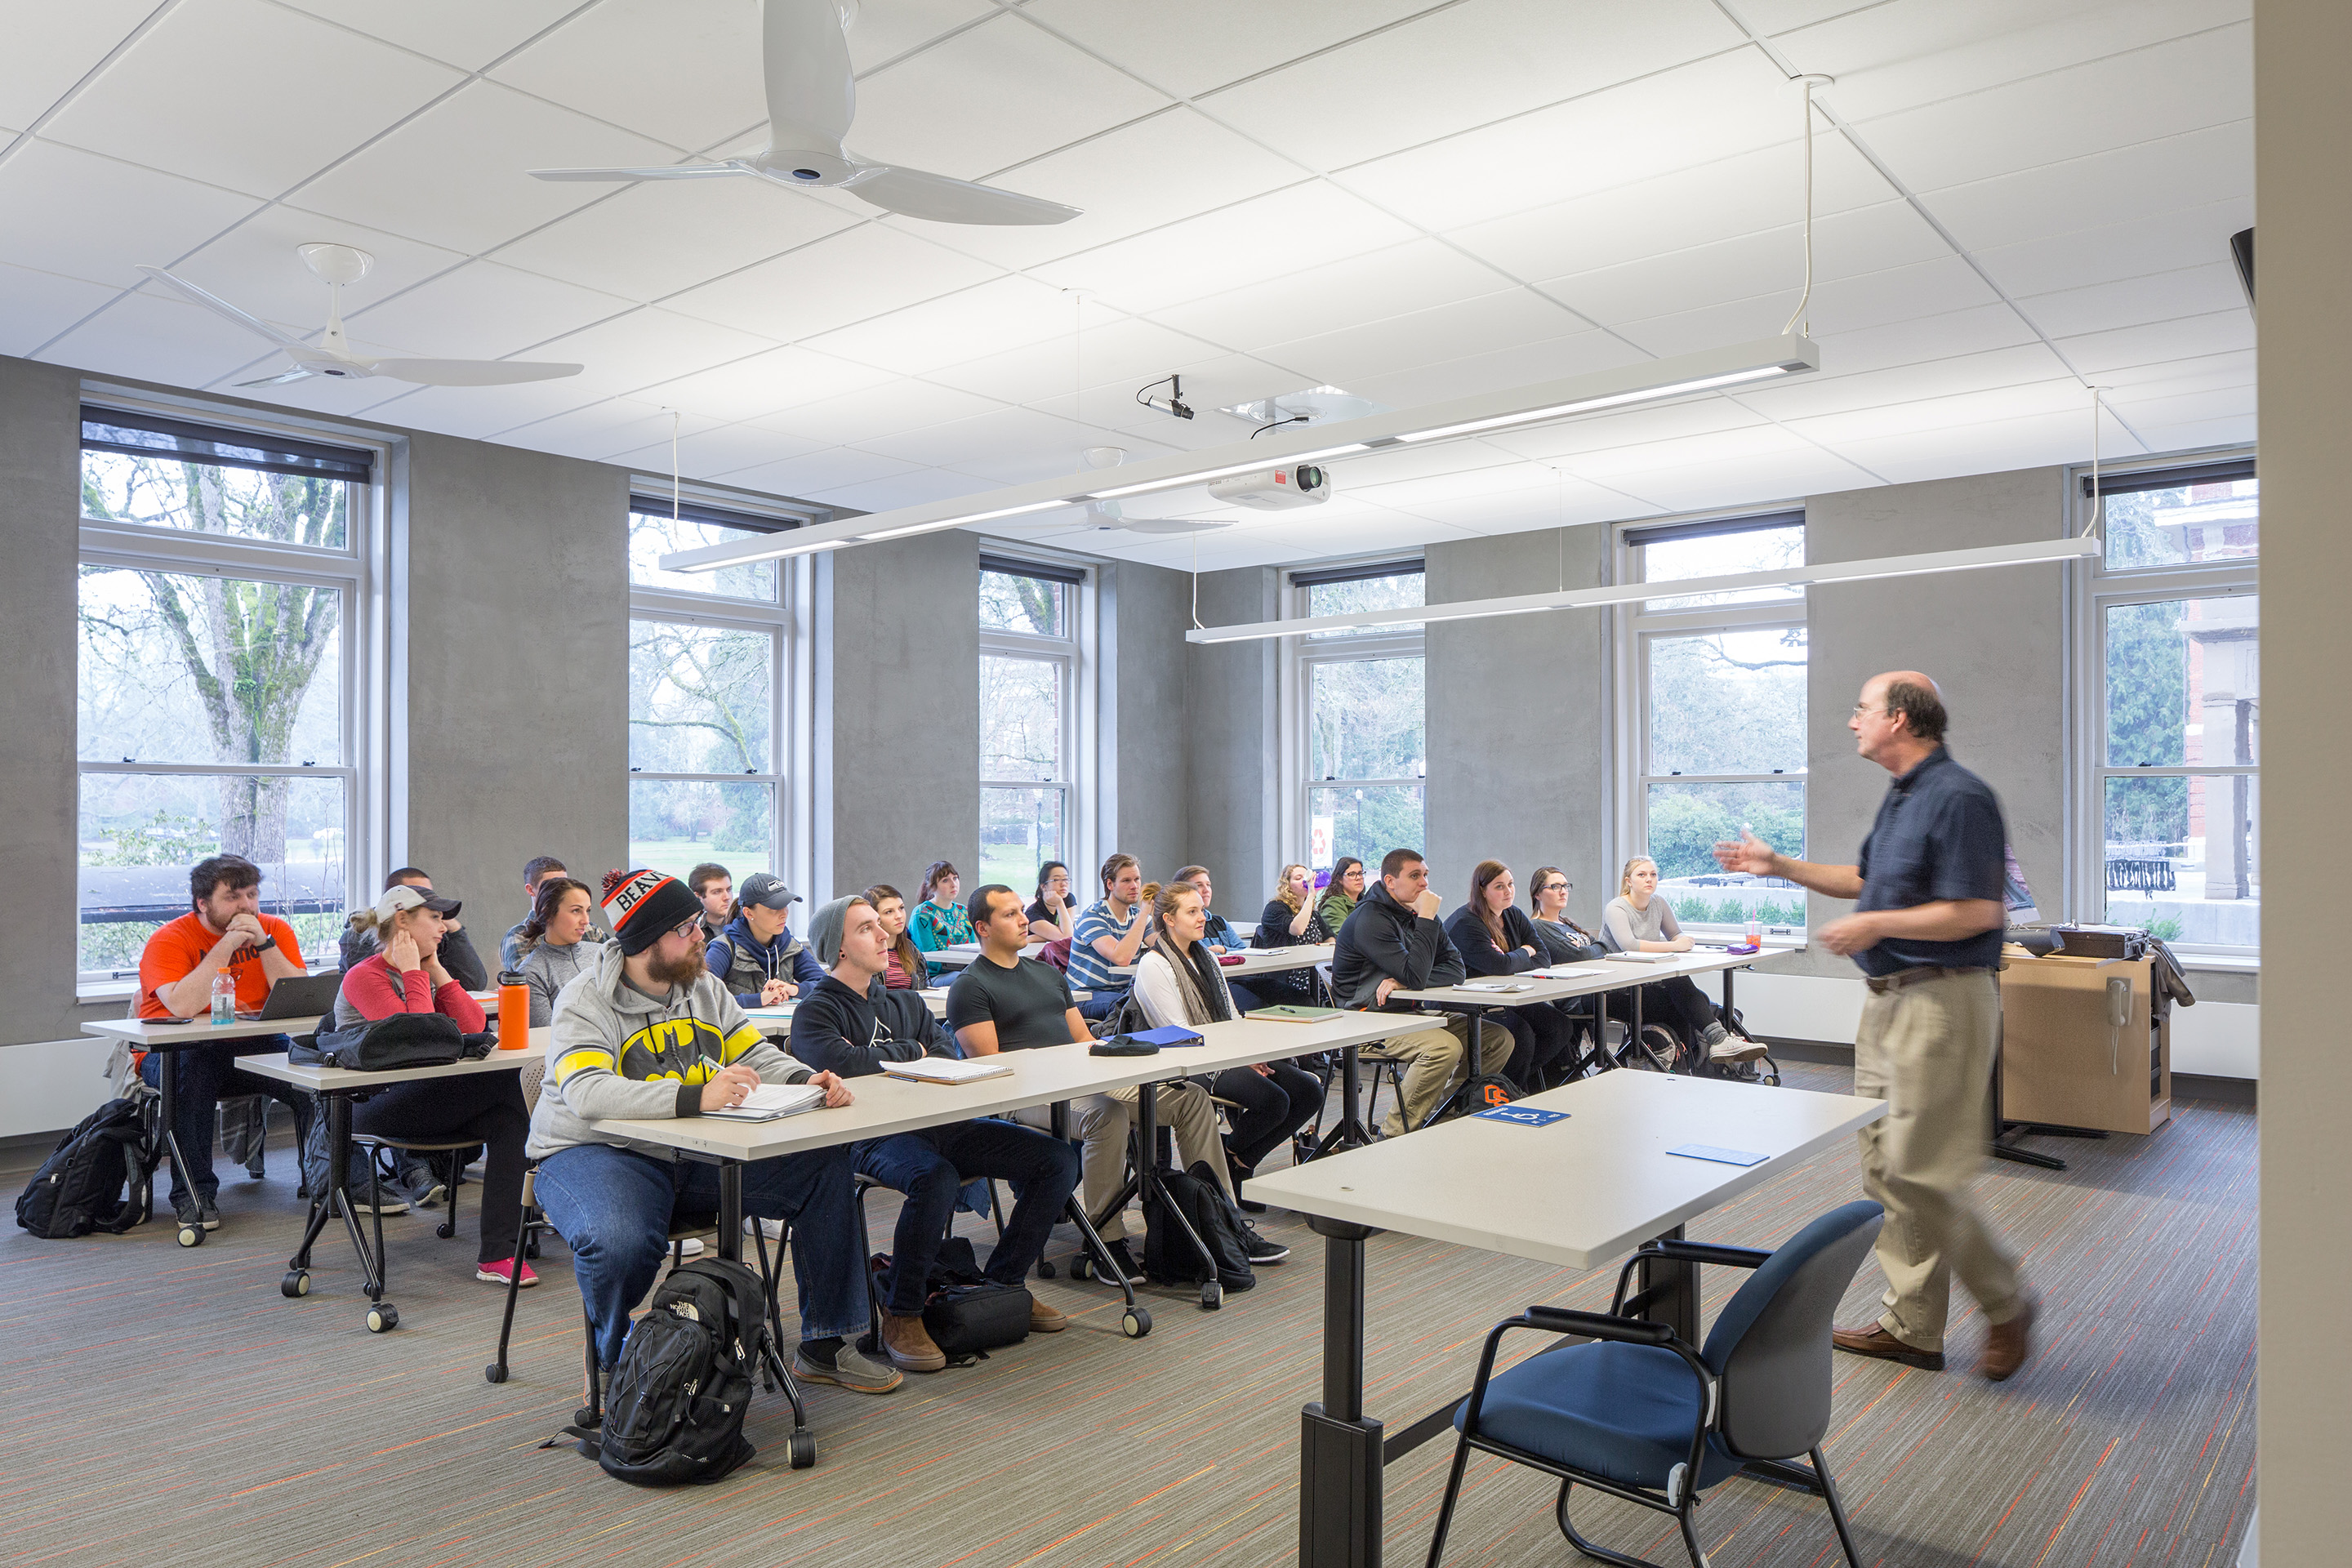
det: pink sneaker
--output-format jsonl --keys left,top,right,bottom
{"left": 477, "top": 1257, "right": 538, "bottom": 1288}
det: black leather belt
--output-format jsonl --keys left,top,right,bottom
{"left": 1864, "top": 964, "right": 1993, "bottom": 995}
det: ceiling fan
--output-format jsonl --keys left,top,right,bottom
{"left": 140, "top": 244, "right": 585, "bottom": 388}
{"left": 528, "top": 0, "right": 1079, "bottom": 226}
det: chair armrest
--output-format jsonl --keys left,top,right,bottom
{"left": 1524, "top": 1305, "right": 1676, "bottom": 1345}
{"left": 1609, "top": 1237, "right": 1772, "bottom": 1311}
{"left": 1461, "top": 1309, "right": 1719, "bottom": 1484}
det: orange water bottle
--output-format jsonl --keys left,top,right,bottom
{"left": 497, "top": 970, "right": 531, "bottom": 1049}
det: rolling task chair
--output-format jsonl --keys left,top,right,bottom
{"left": 1424, "top": 1200, "right": 1885, "bottom": 1568}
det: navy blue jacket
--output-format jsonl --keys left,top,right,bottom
{"left": 706, "top": 912, "right": 827, "bottom": 1004}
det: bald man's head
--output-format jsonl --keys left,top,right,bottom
{"left": 1865, "top": 670, "right": 1948, "bottom": 744}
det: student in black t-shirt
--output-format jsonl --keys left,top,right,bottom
{"left": 947, "top": 884, "right": 1230, "bottom": 1286}
{"left": 1024, "top": 861, "right": 1078, "bottom": 942}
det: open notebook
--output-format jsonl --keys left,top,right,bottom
{"left": 701, "top": 1082, "right": 827, "bottom": 1122}
{"left": 884, "top": 1055, "right": 1013, "bottom": 1085}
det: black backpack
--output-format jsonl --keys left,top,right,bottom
{"left": 293, "top": 1013, "right": 479, "bottom": 1071}
{"left": 16, "top": 1095, "right": 158, "bottom": 1238}
{"left": 1143, "top": 1160, "right": 1255, "bottom": 1293}
{"left": 869, "top": 1236, "right": 1031, "bottom": 1362}
{"left": 596, "top": 1258, "right": 769, "bottom": 1486}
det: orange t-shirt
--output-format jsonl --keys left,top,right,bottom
{"left": 137, "top": 911, "right": 303, "bottom": 1020}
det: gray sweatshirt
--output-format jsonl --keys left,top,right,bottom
{"left": 514, "top": 935, "right": 592, "bottom": 1027}
{"left": 1601, "top": 894, "right": 1681, "bottom": 952}
{"left": 525, "top": 939, "right": 812, "bottom": 1163}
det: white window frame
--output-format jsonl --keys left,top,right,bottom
{"left": 1283, "top": 557, "right": 1428, "bottom": 871}
{"left": 1611, "top": 510, "right": 1810, "bottom": 934}
{"left": 74, "top": 390, "right": 390, "bottom": 991}
{"left": 979, "top": 551, "right": 1089, "bottom": 884}
{"left": 628, "top": 487, "right": 815, "bottom": 893}
{"left": 2066, "top": 449, "right": 2260, "bottom": 958}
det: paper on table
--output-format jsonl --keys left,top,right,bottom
{"left": 702, "top": 1082, "right": 826, "bottom": 1121}
{"left": 884, "top": 1056, "right": 1013, "bottom": 1085}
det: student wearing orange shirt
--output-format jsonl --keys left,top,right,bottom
{"left": 136, "top": 853, "right": 325, "bottom": 1235}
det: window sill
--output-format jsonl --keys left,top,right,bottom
{"left": 77, "top": 979, "right": 137, "bottom": 1006}
{"left": 2175, "top": 952, "right": 2259, "bottom": 974}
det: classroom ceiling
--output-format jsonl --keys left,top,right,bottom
{"left": 3, "top": 0, "right": 2253, "bottom": 572}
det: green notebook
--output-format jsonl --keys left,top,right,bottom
{"left": 1245, "top": 1004, "right": 1343, "bottom": 1022}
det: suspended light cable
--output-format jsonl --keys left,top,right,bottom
{"left": 1780, "top": 74, "right": 1834, "bottom": 338}
{"left": 2079, "top": 384, "right": 2107, "bottom": 540}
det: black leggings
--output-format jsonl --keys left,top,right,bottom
{"left": 1209, "top": 1062, "right": 1323, "bottom": 1171}
{"left": 351, "top": 1075, "right": 530, "bottom": 1263}
{"left": 1493, "top": 1004, "right": 1583, "bottom": 1091}
{"left": 1606, "top": 977, "right": 1721, "bottom": 1053}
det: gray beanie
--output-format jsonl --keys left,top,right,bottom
{"left": 808, "top": 894, "right": 861, "bottom": 970}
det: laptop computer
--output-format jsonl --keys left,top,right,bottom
{"left": 238, "top": 969, "right": 344, "bottom": 1022}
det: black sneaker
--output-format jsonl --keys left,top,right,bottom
{"left": 172, "top": 1195, "right": 220, "bottom": 1232}
{"left": 197, "top": 1196, "right": 220, "bottom": 1230}
{"left": 1241, "top": 1223, "right": 1289, "bottom": 1264}
{"left": 1100, "top": 1238, "right": 1147, "bottom": 1285}
{"left": 403, "top": 1175, "right": 448, "bottom": 1209}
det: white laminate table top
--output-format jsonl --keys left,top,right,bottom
{"left": 1221, "top": 943, "right": 1334, "bottom": 977}
{"left": 1388, "top": 947, "right": 1788, "bottom": 1009}
{"left": 84, "top": 1013, "right": 330, "bottom": 1046}
{"left": 234, "top": 1040, "right": 543, "bottom": 1094}
{"left": 1244, "top": 1071, "right": 1883, "bottom": 1272}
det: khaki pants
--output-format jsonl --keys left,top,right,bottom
{"left": 1852, "top": 969, "right": 2024, "bottom": 1351}
{"left": 1013, "top": 1080, "right": 1228, "bottom": 1243}
{"left": 1369, "top": 1014, "right": 1514, "bottom": 1138}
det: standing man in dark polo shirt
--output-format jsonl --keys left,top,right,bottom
{"left": 1714, "top": 670, "right": 2034, "bottom": 1381}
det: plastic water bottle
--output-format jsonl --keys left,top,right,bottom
{"left": 210, "top": 969, "right": 236, "bottom": 1026}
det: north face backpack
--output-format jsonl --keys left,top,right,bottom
{"left": 597, "top": 1258, "right": 770, "bottom": 1486}
{"left": 1142, "top": 1160, "right": 1255, "bottom": 1294}
{"left": 16, "top": 1094, "right": 158, "bottom": 1238}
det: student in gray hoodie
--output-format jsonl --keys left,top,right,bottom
{"left": 527, "top": 868, "right": 901, "bottom": 1396}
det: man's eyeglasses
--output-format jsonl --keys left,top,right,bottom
{"left": 669, "top": 915, "right": 703, "bottom": 941}
{"left": 1851, "top": 703, "right": 1887, "bottom": 719}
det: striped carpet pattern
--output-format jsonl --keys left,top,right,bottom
{"left": 0, "top": 1061, "right": 2254, "bottom": 1568}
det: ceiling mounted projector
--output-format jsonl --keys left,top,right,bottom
{"left": 139, "top": 244, "right": 583, "bottom": 388}
{"left": 1207, "top": 464, "right": 1330, "bottom": 510}
{"left": 528, "top": 0, "right": 1079, "bottom": 226}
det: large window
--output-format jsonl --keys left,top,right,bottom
{"left": 1295, "top": 561, "right": 1426, "bottom": 871}
{"left": 76, "top": 406, "right": 379, "bottom": 982}
{"left": 979, "top": 556, "right": 1082, "bottom": 890}
{"left": 2078, "top": 459, "right": 2258, "bottom": 951}
{"left": 1619, "top": 514, "right": 1808, "bottom": 932}
{"left": 627, "top": 494, "right": 808, "bottom": 883}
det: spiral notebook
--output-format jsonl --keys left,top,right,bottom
{"left": 702, "top": 1083, "right": 826, "bottom": 1122}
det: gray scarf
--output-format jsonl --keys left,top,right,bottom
{"left": 1147, "top": 928, "right": 1234, "bottom": 1026}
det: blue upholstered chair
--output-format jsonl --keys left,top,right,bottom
{"left": 1423, "top": 1200, "right": 1884, "bottom": 1568}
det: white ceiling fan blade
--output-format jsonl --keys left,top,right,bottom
{"left": 840, "top": 161, "right": 1080, "bottom": 225}
{"left": 137, "top": 265, "right": 308, "bottom": 349}
{"left": 764, "top": 0, "right": 856, "bottom": 145}
{"left": 528, "top": 163, "right": 744, "bottom": 182}
{"left": 368, "top": 358, "right": 584, "bottom": 387}
{"left": 234, "top": 367, "right": 322, "bottom": 388}
{"left": 1120, "top": 519, "right": 1234, "bottom": 535}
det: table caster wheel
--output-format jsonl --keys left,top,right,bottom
{"left": 483, "top": 1363, "right": 508, "bottom": 1384}
{"left": 1121, "top": 1307, "right": 1152, "bottom": 1338}
{"left": 1069, "top": 1254, "right": 1093, "bottom": 1281}
{"left": 787, "top": 1430, "right": 816, "bottom": 1469}
{"left": 574, "top": 1405, "right": 602, "bottom": 1431}
{"left": 435, "top": 1219, "right": 456, "bottom": 1241}
{"left": 1035, "top": 1258, "right": 1055, "bottom": 1280}
{"left": 281, "top": 1270, "right": 310, "bottom": 1298}
{"left": 366, "top": 1303, "right": 399, "bottom": 1333}
{"left": 1200, "top": 1281, "right": 1223, "bottom": 1311}
{"left": 178, "top": 1223, "right": 203, "bottom": 1248}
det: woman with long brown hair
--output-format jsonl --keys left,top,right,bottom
{"left": 862, "top": 884, "right": 931, "bottom": 991}
{"left": 1442, "top": 859, "right": 1579, "bottom": 1090}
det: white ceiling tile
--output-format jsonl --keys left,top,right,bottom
{"left": 1337, "top": 50, "right": 1801, "bottom": 234}
{"left": 1249, "top": 288, "right": 1591, "bottom": 391}
{"left": 749, "top": 380, "right": 1008, "bottom": 448}
{"left": 846, "top": 0, "right": 994, "bottom": 74}
{"left": 1156, "top": 240, "right": 1516, "bottom": 354}
{"left": 1034, "top": 182, "right": 1419, "bottom": 314}
{"left": 1332, "top": 440, "right": 1546, "bottom": 489}
{"left": 493, "top": 399, "right": 724, "bottom": 464}
{"left": 490, "top": 178, "right": 859, "bottom": 305}
{"left": 630, "top": 345, "right": 901, "bottom": 423}
{"left": 2123, "top": 410, "right": 2255, "bottom": 453}
{"left": 1780, "top": 377, "right": 2091, "bottom": 445}
{"left": 1391, "top": 479, "right": 1648, "bottom": 536}
{"left": 859, "top": 405, "right": 1104, "bottom": 479}
{"left": 520, "top": 308, "right": 789, "bottom": 403}
{"left": 1602, "top": 254, "right": 2001, "bottom": 359}
{"left": 2013, "top": 261, "right": 2246, "bottom": 340}
{"left": 1601, "top": 446, "right": 1880, "bottom": 512}
{"left": 276, "top": 0, "right": 583, "bottom": 71}
{"left": 42, "top": 0, "right": 464, "bottom": 198}
{"left": 37, "top": 287, "right": 277, "bottom": 388}
{"left": 1734, "top": 341, "right": 2072, "bottom": 422}
{"left": 1970, "top": 198, "right": 2252, "bottom": 301}
{"left": 0, "top": 140, "right": 261, "bottom": 288}
{"left": 1022, "top": 0, "right": 1431, "bottom": 100}
{"left": 1253, "top": 510, "right": 1481, "bottom": 560}
{"left": 1338, "top": 329, "right": 1649, "bottom": 410}
{"left": 2090, "top": 348, "right": 2252, "bottom": 399}
{"left": 715, "top": 447, "right": 923, "bottom": 495}
{"left": 0, "top": 0, "right": 158, "bottom": 129}
{"left": 662, "top": 222, "right": 1002, "bottom": 341}
{"left": 2102, "top": 383, "right": 2255, "bottom": 433}
{"left": 924, "top": 311, "right": 1228, "bottom": 408}
{"left": 1737, "top": 0, "right": 1885, "bottom": 31}
{"left": 803, "top": 274, "right": 1079, "bottom": 376}
{"left": 1561, "top": 422, "right": 1815, "bottom": 482}
{"left": 490, "top": 0, "right": 765, "bottom": 153}
{"left": 0, "top": 261, "right": 118, "bottom": 357}
{"left": 171, "top": 209, "right": 468, "bottom": 336}
{"left": 1352, "top": 457, "right": 1587, "bottom": 513}
{"left": 1483, "top": 399, "right": 1775, "bottom": 463}
{"left": 2051, "top": 308, "right": 2254, "bottom": 377}
{"left": 361, "top": 378, "right": 608, "bottom": 438}
{"left": 1915, "top": 119, "right": 2251, "bottom": 255}
{"left": 847, "top": 13, "right": 1169, "bottom": 183}
{"left": 293, "top": 80, "right": 682, "bottom": 255}
{"left": 807, "top": 468, "right": 999, "bottom": 512}
{"left": 345, "top": 259, "right": 632, "bottom": 360}
{"left": 898, "top": 109, "right": 1310, "bottom": 274}
{"left": 1203, "top": 0, "right": 1743, "bottom": 172}
{"left": 1765, "top": 301, "right": 2042, "bottom": 383}
{"left": 1824, "top": 408, "right": 2110, "bottom": 483}
{"left": 606, "top": 421, "right": 825, "bottom": 479}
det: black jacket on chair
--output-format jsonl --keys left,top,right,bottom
{"left": 1445, "top": 904, "right": 1551, "bottom": 977}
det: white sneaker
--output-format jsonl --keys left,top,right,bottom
{"left": 744, "top": 1216, "right": 786, "bottom": 1241}
{"left": 673, "top": 1236, "right": 706, "bottom": 1257}
{"left": 1704, "top": 1022, "right": 1766, "bottom": 1062}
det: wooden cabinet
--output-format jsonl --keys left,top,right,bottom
{"left": 1998, "top": 951, "right": 2171, "bottom": 1136}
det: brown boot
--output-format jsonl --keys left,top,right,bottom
{"left": 880, "top": 1312, "right": 947, "bottom": 1373}
{"left": 1980, "top": 1295, "right": 2038, "bottom": 1383}
{"left": 1029, "top": 1297, "right": 1069, "bottom": 1334}
{"left": 1831, "top": 1322, "right": 1944, "bottom": 1370}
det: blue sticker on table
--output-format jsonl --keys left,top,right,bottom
{"left": 1666, "top": 1143, "right": 1766, "bottom": 1167}
{"left": 1476, "top": 1105, "right": 1569, "bottom": 1127}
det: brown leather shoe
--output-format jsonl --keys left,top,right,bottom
{"left": 1831, "top": 1322, "right": 1944, "bottom": 1370}
{"left": 880, "top": 1312, "right": 947, "bottom": 1373}
{"left": 1980, "top": 1295, "right": 2037, "bottom": 1383}
{"left": 1028, "top": 1297, "right": 1069, "bottom": 1334}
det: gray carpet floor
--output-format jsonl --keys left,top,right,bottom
{"left": 0, "top": 1060, "right": 2254, "bottom": 1568}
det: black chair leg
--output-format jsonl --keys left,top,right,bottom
{"left": 1422, "top": 1435, "right": 1476, "bottom": 1568}
{"left": 1555, "top": 1481, "right": 1652, "bottom": 1568}
{"left": 488, "top": 1205, "right": 531, "bottom": 1381}
{"left": 576, "top": 1308, "right": 602, "bottom": 1429}
{"left": 1673, "top": 1499, "right": 1708, "bottom": 1568}
{"left": 438, "top": 1152, "right": 464, "bottom": 1242}
{"left": 1813, "top": 1446, "right": 1864, "bottom": 1568}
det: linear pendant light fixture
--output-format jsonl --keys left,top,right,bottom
{"left": 654, "top": 333, "right": 1823, "bottom": 575}
{"left": 1182, "top": 536, "right": 2102, "bottom": 644}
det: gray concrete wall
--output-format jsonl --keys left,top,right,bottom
{"left": 398, "top": 434, "right": 629, "bottom": 926}
{"left": 1183, "top": 565, "right": 1281, "bottom": 908}
{"left": 2256, "top": 0, "right": 2348, "bottom": 1548}
{"left": 817, "top": 528, "right": 979, "bottom": 899}
{"left": 0, "top": 358, "right": 85, "bottom": 1050}
{"left": 1777, "top": 468, "right": 2070, "bottom": 980}
{"left": 1107, "top": 559, "right": 1192, "bottom": 884}
{"left": 1426, "top": 528, "right": 1614, "bottom": 929}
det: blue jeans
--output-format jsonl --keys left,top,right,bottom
{"left": 853, "top": 1118, "right": 1081, "bottom": 1316}
{"left": 140, "top": 1036, "right": 317, "bottom": 1205}
{"left": 536, "top": 1140, "right": 867, "bottom": 1369}
{"left": 1076, "top": 984, "right": 1127, "bottom": 1022}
